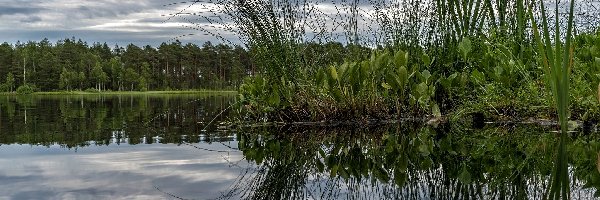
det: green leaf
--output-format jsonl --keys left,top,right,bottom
{"left": 329, "top": 66, "right": 339, "bottom": 81}
{"left": 416, "top": 82, "right": 428, "bottom": 95}
{"left": 421, "top": 53, "right": 432, "bottom": 66}
{"left": 385, "top": 73, "right": 401, "bottom": 91}
{"left": 394, "top": 49, "right": 407, "bottom": 67}
{"left": 339, "top": 63, "right": 348, "bottom": 81}
{"left": 268, "top": 88, "right": 280, "bottom": 107}
{"left": 471, "top": 69, "right": 485, "bottom": 84}
{"left": 378, "top": 52, "right": 391, "bottom": 70}
{"left": 316, "top": 68, "right": 325, "bottom": 85}
{"left": 421, "top": 70, "right": 432, "bottom": 83}
{"left": 316, "top": 159, "right": 325, "bottom": 173}
{"left": 592, "top": 46, "right": 600, "bottom": 58}
{"left": 458, "top": 37, "right": 472, "bottom": 59}
{"left": 375, "top": 166, "right": 390, "bottom": 182}
{"left": 381, "top": 82, "right": 392, "bottom": 90}
{"left": 432, "top": 104, "right": 442, "bottom": 118}
{"left": 458, "top": 165, "right": 472, "bottom": 184}
{"left": 398, "top": 66, "right": 408, "bottom": 88}
{"left": 339, "top": 167, "right": 349, "bottom": 180}
{"left": 397, "top": 154, "right": 408, "bottom": 172}
{"left": 448, "top": 72, "right": 458, "bottom": 81}
{"left": 330, "top": 164, "right": 339, "bottom": 177}
{"left": 394, "top": 170, "right": 407, "bottom": 186}
{"left": 418, "top": 143, "right": 430, "bottom": 156}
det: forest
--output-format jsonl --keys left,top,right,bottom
{"left": 0, "top": 38, "right": 256, "bottom": 92}
{"left": 0, "top": 38, "right": 373, "bottom": 93}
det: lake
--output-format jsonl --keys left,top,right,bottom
{"left": 0, "top": 94, "right": 599, "bottom": 199}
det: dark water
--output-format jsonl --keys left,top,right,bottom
{"left": 0, "top": 95, "right": 599, "bottom": 199}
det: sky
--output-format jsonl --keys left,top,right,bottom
{"left": 0, "top": 0, "right": 224, "bottom": 47}
{"left": 0, "top": 0, "right": 372, "bottom": 47}
{"left": 2, "top": 0, "right": 597, "bottom": 48}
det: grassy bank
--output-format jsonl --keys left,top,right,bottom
{"left": 0, "top": 90, "right": 237, "bottom": 96}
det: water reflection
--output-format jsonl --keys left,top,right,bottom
{"left": 0, "top": 94, "right": 243, "bottom": 199}
{"left": 1, "top": 95, "right": 600, "bottom": 199}
{"left": 0, "top": 94, "right": 235, "bottom": 147}
{"left": 229, "top": 125, "right": 599, "bottom": 199}
{"left": 0, "top": 143, "right": 244, "bottom": 199}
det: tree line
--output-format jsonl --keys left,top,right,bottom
{"left": 0, "top": 38, "right": 372, "bottom": 92}
{"left": 0, "top": 38, "right": 254, "bottom": 92}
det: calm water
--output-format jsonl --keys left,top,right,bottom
{"left": 0, "top": 94, "right": 599, "bottom": 199}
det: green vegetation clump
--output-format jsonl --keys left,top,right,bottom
{"left": 16, "top": 84, "right": 36, "bottom": 95}
{"left": 84, "top": 88, "right": 101, "bottom": 93}
{"left": 237, "top": 36, "right": 600, "bottom": 122}
{"left": 226, "top": 0, "right": 598, "bottom": 126}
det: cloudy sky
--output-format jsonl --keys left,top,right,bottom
{"left": 0, "top": 0, "right": 380, "bottom": 47}
{"left": 0, "top": 0, "right": 224, "bottom": 47}
{"left": 5, "top": 0, "right": 594, "bottom": 48}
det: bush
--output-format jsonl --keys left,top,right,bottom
{"left": 16, "top": 85, "right": 35, "bottom": 94}
{"left": 84, "top": 88, "right": 101, "bottom": 93}
{"left": 0, "top": 84, "right": 9, "bottom": 92}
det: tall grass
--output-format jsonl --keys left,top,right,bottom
{"left": 530, "top": 0, "right": 576, "bottom": 198}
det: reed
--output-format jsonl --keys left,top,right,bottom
{"left": 530, "top": 0, "right": 576, "bottom": 198}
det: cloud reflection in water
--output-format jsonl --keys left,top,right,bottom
{"left": 0, "top": 142, "right": 245, "bottom": 199}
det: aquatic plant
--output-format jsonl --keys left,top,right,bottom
{"left": 530, "top": 0, "right": 576, "bottom": 198}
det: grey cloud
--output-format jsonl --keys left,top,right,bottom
{"left": 0, "top": 25, "right": 240, "bottom": 47}
{"left": 20, "top": 15, "right": 42, "bottom": 23}
{"left": 76, "top": 5, "right": 118, "bottom": 19}
{"left": 72, "top": 2, "right": 153, "bottom": 19}
{"left": 11, "top": 190, "right": 57, "bottom": 200}
{"left": 0, "top": 5, "right": 44, "bottom": 16}
{"left": 0, "top": 174, "right": 38, "bottom": 184}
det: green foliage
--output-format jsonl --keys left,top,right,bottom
{"left": 16, "top": 84, "right": 36, "bottom": 95}
{"left": 240, "top": 48, "right": 456, "bottom": 120}
{"left": 5, "top": 72, "right": 14, "bottom": 92}
{"left": 84, "top": 88, "right": 100, "bottom": 93}
{"left": 0, "top": 84, "right": 9, "bottom": 92}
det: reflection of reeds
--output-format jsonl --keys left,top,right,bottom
{"left": 221, "top": 125, "right": 600, "bottom": 200}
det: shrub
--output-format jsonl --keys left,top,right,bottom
{"left": 84, "top": 88, "right": 101, "bottom": 93}
{"left": 0, "top": 84, "right": 9, "bottom": 92}
{"left": 16, "top": 85, "right": 35, "bottom": 94}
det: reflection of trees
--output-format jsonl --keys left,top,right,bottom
{"left": 225, "top": 125, "right": 599, "bottom": 199}
{"left": 0, "top": 94, "right": 235, "bottom": 147}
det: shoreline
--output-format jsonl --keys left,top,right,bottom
{"left": 0, "top": 90, "right": 237, "bottom": 95}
